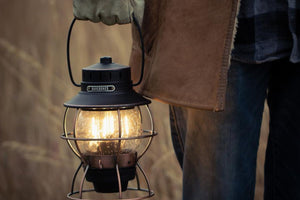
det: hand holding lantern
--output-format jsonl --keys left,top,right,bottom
{"left": 73, "top": 0, "right": 145, "bottom": 25}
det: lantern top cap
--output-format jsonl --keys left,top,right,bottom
{"left": 84, "top": 57, "right": 129, "bottom": 71}
{"left": 64, "top": 56, "right": 151, "bottom": 108}
{"left": 100, "top": 56, "right": 112, "bottom": 64}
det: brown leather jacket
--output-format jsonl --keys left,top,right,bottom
{"left": 130, "top": 0, "right": 240, "bottom": 111}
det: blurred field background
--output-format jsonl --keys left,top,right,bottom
{"left": 0, "top": 1, "right": 269, "bottom": 200}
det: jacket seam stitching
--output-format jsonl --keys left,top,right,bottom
{"left": 215, "top": 0, "right": 241, "bottom": 111}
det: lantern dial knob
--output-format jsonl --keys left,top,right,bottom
{"left": 100, "top": 56, "right": 112, "bottom": 64}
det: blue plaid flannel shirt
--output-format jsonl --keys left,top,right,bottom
{"left": 231, "top": 0, "right": 300, "bottom": 63}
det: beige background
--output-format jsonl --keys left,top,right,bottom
{"left": 0, "top": 1, "right": 268, "bottom": 199}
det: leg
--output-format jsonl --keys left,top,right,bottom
{"left": 170, "top": 60, "right": 271, "bottom": 200}
{"left": 170, "top": 105, "right": 187, "bottom": 169}
{"left": 265, "top": 60, "right": 300, "bottom": 200}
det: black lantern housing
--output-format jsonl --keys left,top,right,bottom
{"left": 65, "top": 57, "right": 150, "bottom": 108}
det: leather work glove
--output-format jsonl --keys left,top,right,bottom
{"left": 73, "top": 0, "right": 144, "bottom": 25}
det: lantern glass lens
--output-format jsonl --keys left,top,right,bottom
{"left": 75, "top": 107, "right": 142, "bottom": 155}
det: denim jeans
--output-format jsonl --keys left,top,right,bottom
{"left": 170, "top": 59, "right": 300, "bottom": 200}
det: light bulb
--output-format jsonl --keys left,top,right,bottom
{"left": 75, "top": 107, "right": 142, "bottom": 155}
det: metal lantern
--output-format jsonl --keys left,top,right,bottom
{"left": 61, "top": 17, "right": 157, "bottom": 200}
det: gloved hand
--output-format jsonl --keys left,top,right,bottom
{"left": 73, "top": 0, "right": 144, "bottom": 25}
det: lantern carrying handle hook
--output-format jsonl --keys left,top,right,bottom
{"left": 66, "top": 13, "right": 145, "bottom": 88}
{"left": 131, "top": 13, "right": 145, "bottom": 87}
{"left": 67, "top": 17, "right": 81, "bottom": 87}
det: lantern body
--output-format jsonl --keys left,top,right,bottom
{"left": 62, "top": 57, "right": 156, "bottom": 198}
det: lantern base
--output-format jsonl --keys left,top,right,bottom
{"left": 86, "top": 166, "right": 136, "bottom": 193}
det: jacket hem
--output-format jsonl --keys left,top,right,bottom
{"left": 136, "top": 89, "right": 216, "bottom": 111}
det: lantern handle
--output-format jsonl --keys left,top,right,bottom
{"left": 67, "top": 17, "right": 81, "bottom": 87}
{"left": 66, "top": 13, "right": 145, "bottom": 88}
{"left": 131, "top": 13, "right": 145, "bottom": 87}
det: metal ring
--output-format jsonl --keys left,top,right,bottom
{"left": 67, "top": 188, "right": 154, "bottom": 200}
{"left": 61, "top": 130, "right": 157, "bottom": 141}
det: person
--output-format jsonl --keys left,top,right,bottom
{"left": 72, "top": 0, "right": 300, "bottom": 199}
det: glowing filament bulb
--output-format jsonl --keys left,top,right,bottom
{"left": 75, "top": 108, "right": 142, "bottom": 155}
{"left": 102, "top": 112, "right": 115, "bottom": 138}
{"left": 123, "top": 116, "right": 130, "bottom": 137}
{"left": 88, "top": 117, "right": 100, "bottom": 151}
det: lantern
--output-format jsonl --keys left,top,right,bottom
{"left": 61, "top": 17, "right": 157, "bottom": 200}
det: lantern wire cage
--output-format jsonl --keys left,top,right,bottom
{"left": 65, "top": 162, "right": 155, "bottom": 200}
{"left": 61, "top": 105, "right": 157, "bottom": 200}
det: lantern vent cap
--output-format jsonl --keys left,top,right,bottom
{"left": 83, "top": 57, "right": 129, "bottom": 71}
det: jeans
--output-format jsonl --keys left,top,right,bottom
{"left": 170, "top": 59, "right": 300, "bottom": 200}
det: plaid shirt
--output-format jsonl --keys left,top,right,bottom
{"left": 231, "top": 0, "right": 300, "bottom": 63}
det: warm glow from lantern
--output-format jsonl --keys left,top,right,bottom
{"left": 75, "top": 107, "right": 142, "bottom": 155}
{"left": 88, "top": 117, "right": 101, "bottom": 151}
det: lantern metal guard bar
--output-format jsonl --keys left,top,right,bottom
{"left": 61, "top": 14, "right": 157, "bottom": 200}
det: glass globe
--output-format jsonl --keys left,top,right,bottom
{"left": 74, "top": 107, "right": 142, "bottom": 156}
